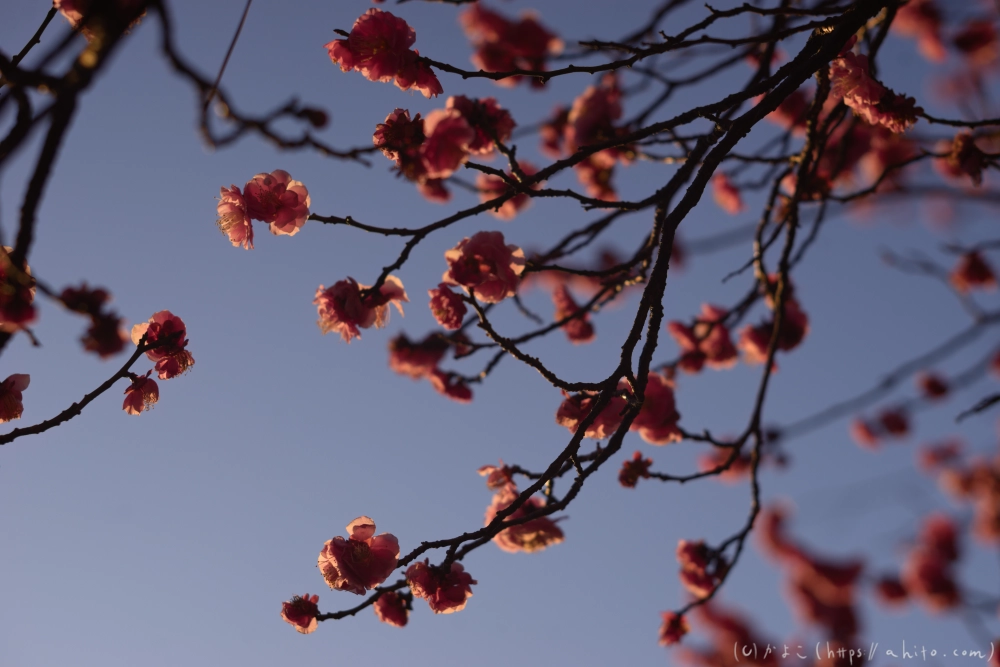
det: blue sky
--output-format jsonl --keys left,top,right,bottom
{"left": 1, "top": 1, "right": 999, "bottom": 665}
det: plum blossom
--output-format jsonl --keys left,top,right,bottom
{"left": 477, "top": 161, "right": 540, "bottom": 220}
{"left": 314, "top": 276, "right": 407, "bottom": 343}
{"left": 738, "top": 298, "right": 809, "bottom": 366}
{"left": 421, "top": 109, "right": 475, "bottom": 179}
{"left": 447, "top": 96, "right": 515, "bottom": 157}
{"left": 0, "top": 373, "right": 29, "bottom": 423}
{"left": 373, "top": 108, "right": 425, "bottom": 167}
{"left": 677, "top": 540, "right": 726, "bottom": 598}
{"left": 325, "top": 9, "right": 441, "bottom": 97}
{"left": 712, "top": 173, "right": 744, "bottom": 214}
{"left": 484, "top": 483, "right": 564, "bottom": 554}
{"left": 122, "top": 371, "right": 159, "bottom": 416}
{"left": 658, "top": 612, "right": 689, "bottom": 646}
{"left": 216, "top": 185, "right": 253, "bottom": 249}
{"left": 552, "top": 285, "right": 594, "bottom": 344}
{"left": 428, "top": 370, "right": 473, "bottom": 403}
{"left": 459, "top": 4, "right": 562, "bottom": 88}
{"left": 406, "top": 560, "right": 477, "bottom": 613}
{"left": 131, "top": 311, "right": 194, "bottom": 380}
{"left": 829, "top": 51, "right": 920, "bottom": 134}
{"left": 892, "top": 0, "right": 946, "bottom": 62}
{"left": 373, "top": 591, "right": 408, "bottom": 628}
{"left": 443, "top": 231, "right": 525, "bottom": 304}
{"left": 667, "top": 304, "right": 738, "bottom": 373}
{"left": 630, "top": 372, "right": 682, "bottom": 445}
{"left": 917, "top": 372, "right": 949, "bottom": 400}
{"left": 242, "top": 170, "right": 310, "bottom": 237}
{"left": 556, "top": 390, "right": 627, "bottom": 440}
{"left": 428, "top": 284, "right": 466, "bottom": 330}
{"left": 950, "top": 251, "right": 997, "bottom": 293}
{"left": 318, "top": 516, "right": 399, "bottom": 595}
{"left": 935, "top": 132, "right": 989, "bottom": 187}
{"left": 0, "top": 246, "right": 36, "bottom": 332}
{"left": 619, "top": 451, "right": 652, "bottom": 488}
{"left": 388, "top": 334, "right": 448, "bottom": 380}
{"left": 60, "top": 283, "right": 127, "bottom": 358}
{"left": 954, "top": 20, "right": 999, "bottom": 67}
{"left": 281, "top": 594, "right": 319, "bottom": 634}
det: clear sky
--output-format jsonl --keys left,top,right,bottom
{"left": 1, "top": 1, "right": 998, "bottom": 666}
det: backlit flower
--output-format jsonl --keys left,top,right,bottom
{"left": 131, "top": 311, "right": 194, "bottom": 380}
{"left": 0, "top": 373, "right": 29, "bottom": 423}
{"left": 281, "top": 594, "right": 319, "bottom": 634}
{"left": 373, "top": 591, "right": 408, "bottom": 627}
{"left": 122, "top": 371, "right": 159, "bottom": 416}
{"left": 443, "top": 231, "right": 524, "bottom": 303}
{"left": 315, "top": 276, "right": 407, "bottom": 343}
{"left": 318, "top": 516, "right": 400, "bottom": 595}
{"left": 243, "top": 170, "right": 310, "bottom": 237}
{"left": 406, "top": 560, "right": 477, "bottom": 613}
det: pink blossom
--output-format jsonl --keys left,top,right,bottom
{"left": 566, "top": 75, "right": 630, "bottom": 171}
{"left": 447, "top": 96, "right": 515, "bottom": 157}
{"left": 712, "top": 173, "right": 745, "bottom": 214}
{"left": 954, "top": 20, "right": 999, "bottom": 67}
{"left": 539, "top": 106, "right": 569, "bottom": 158}
{"left": 893, "top": 0, "right": 946, "bottom": 62}
{"left": 459, "top": 4, "right": 562, "bottom": 88}
{"left": 658, "top": 612, "right": 689, "bottom": 646}
{"left": 373, "top": 109, "right": 425, "bottom": 167}
{"left": 314, "top": 276, "right": 408, "bottom": 343}
{"left": 850, "top": 418, "right": 880, "bottom": 450}
{"left": 420, "top": 109, "right": 475, "bottom": 180}
{"left": 667, "top": 304, "right": 737, "bottom": 373}
{"left": 428, "top": 283, "right": 467, "bottom": 330}
{"left": 950, "top": 251, "right": 997, "bottom": 293}
{"left": 0, "top": 373, "right": 29, "bottom": 423}
{"left": 477, "top": 161, "right": 540, "bottom": 220}
{"left": 935, "top": 133, "right": 989, "bottom": 187}
{"left": 61, "top": 283, "right": 126, "bottom": 357}
{"left": 556, "top": 390, "right": 627, "bottom": 440}
{"left": 829, "top": 52, "right": 920, "bottom": 134}
{"left": 388, "top": 334, "right": 448, "bottom": 380}
{"left": 373, "top": 591, "right": 408, "bottom": 628}
{"left": 917, "top": 372, "right": 949, "bottom": 400}
{"left": 281, "top": 594, "right": 319, "bottom": 634}
{"left": 0, "top": 246, "right": 36, "bottom": 332}
{"left": 630, "top": 372, "right": 682, "bottom": 445}
{"left": 122, "top": 371, "right": 159, "bottom": 416}
{"left": 443, "top": 231, "right": 525, "bottom": 304}
{"left": 318, "top": 516, "right": 400, "bottom": 595}
{"left": 574, "top": 156, "right": 618, "bottom": 201}
{"left": 417, "top": 178, "right": 451, "bottom": 203}
{"left": 131, "top": 310, "right": 194, "bottom": 380}
{"left": 325, "top": 9, "right": 441, "bottom": 97}
{"left": 484, "top": 484, "right": 564, "bottom": 554}
{"left": 243, "top": 170, "right": 310, "bottom": 237}
{"left": 428, "top": 370, "right": 473, "bottom": 403}
{"left": 619, "top": 451, "right": 652, "bottom": 488}
{"left": 763, "top": 89, "right": 810, "bottom": 133}
{"left": 406, "top": 560, "right": 477, "bottom": 613}
{"left": 677, "top": 540, "right": 725, "bottom": 598}
{"left": 552, "top": 284, "right": 595, "bottom": 344}
{"left": 216, "top": 185, "right": 253, "bottom": 250}
{"left": 478, "top": 461, "right": 515, "bottom": 491}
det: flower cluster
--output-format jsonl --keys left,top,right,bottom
{"left": 326, "top": 9, "right": 441, "bottom": 98}
{"left": 480, "top": 465, "right": 564, "bottom": 554}
{"left": 459, "top": 4, "right": 562, "bottom": 88}
{"left": 60, "top": 283, "right": 127, "bottom": 358}
{"left": 216, "top": 170, "right": 310, "bottom": 249}
{"left": 387, "top": 333, "right": 473, "bottom": 403}
{"left": 406, "top": 560, "right": 477, "bottom": 614}
{"left": 542, "top": 75, "right": 633, "bottom": 201}
{"left": 123, "top": 310, "right": 194, "bottom": 415}
{"left": 373, "top": 98, "right": 515, "bottom": 203}
{"left": 849, "top": 407, "right": 910, "bottom": 449}
{"left": 677, "top": 540, "right": 727, "bottom": 598}
{"left": 618, "top": 451, "right": 653, "bottom": 488}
